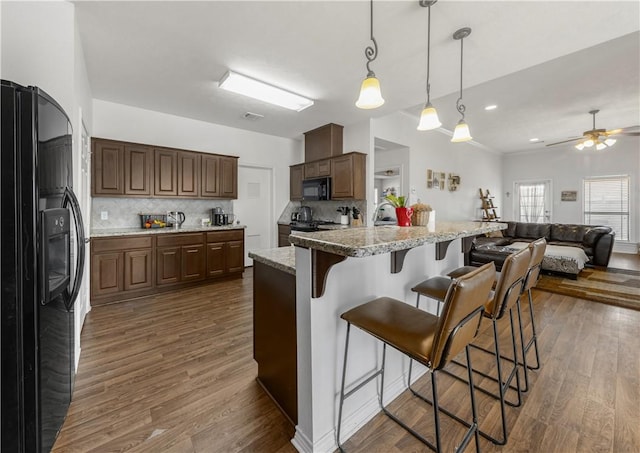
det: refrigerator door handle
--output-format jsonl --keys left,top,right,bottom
{"left": 63, "top": 187, "right": 86, "bottom": 311}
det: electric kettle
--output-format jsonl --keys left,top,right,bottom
{"left": 168, "top": 211, "right": 185, "bottom": 228}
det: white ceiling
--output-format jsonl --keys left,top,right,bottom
{"left": 75, "top": 1, "right": 640, "bottom": 153}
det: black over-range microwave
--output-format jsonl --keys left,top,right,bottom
{"left": 302, "top": 177, "right": 332, "bottom": 201}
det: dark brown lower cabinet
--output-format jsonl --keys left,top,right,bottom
{"left": 90, "top": 229, "right": 244, "bottom": 305}
{"left": 278, "top": 224, "right": 292, "bottom": 247}
{"left": 124, "top": 249, "right": 153, "bottom": 291}
{"left": 253, "top": 261, "right": 297, "bottom": 425}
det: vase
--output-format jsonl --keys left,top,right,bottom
{"left": 395, "top": 207, "right": 413, "bottom": 227}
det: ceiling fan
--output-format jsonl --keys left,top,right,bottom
{"left": 546, "top": 109, "right": 640, "bottom": 150}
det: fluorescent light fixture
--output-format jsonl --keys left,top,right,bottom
{"left": 484, "top": 104, "right": 498, "bottom": 111}
{"left": 529, "top": 138, "right": 539, "bottom": 142}
{"left": 219, "top": 71, "right": 314, "bottom": 112}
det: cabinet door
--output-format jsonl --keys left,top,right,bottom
{"left": 156, "top": 246, "right": 181, "bottom": 285}
{"left": 123, "top": 249, "right": 153, "bottom": 291}
{"left": 124, "top": 145, "right": 152, "bottom": 196}
{"left": 278, "top": 224, "right": 292, "bottom": 247}
{"left": 206, "top": 242, "right": 226, "bottom": 277}
{"left": 304, "top": 162, "right": 319, "bottom": 179}
{"left": 290, "top": 165, "right": 304, "bottom": 201}
{"left": 331, "top": 154, "right": 354, "bottom": 199}
{"left": 317, "top": 159, "right": 331, "bottom": 176}
{"left": 91, "top": 252, "right": 123, "bottom": 296}
{"left": 201, "top": 154, "right": 220, "bottom": 198}
{"left": 226, "top": 240, "right": 245, "bottom": 274}
{"left": 92, "top": 140, "right": 124, "bottom": 196}
{"left": 154, "top": 149, "right": 178, "bottom": 196}
{"left": 181, "top": 244, "right": 206, "bottom": 282}
{"left": 220, "top": 157, "right": 238, "bottom": 199}
{"left": 178, "top": 151, "right": 200, "bottom": 197}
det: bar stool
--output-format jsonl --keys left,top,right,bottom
{"left": 515, "top": 238, "right": 546, "bottom": 391}
{"left": 408, "top": 246, "right": 530, "bottom": 445}
{"left": 336, "top": 262, "right": 496, "bottom": 452}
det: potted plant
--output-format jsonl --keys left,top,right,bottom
{"left": 385, "top": 194, "right": 413, "bottom": 227}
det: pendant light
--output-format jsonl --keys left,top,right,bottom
{"left": 356, "top": 0, "right": 385, "bottom": 109}
{"left": 451, "top": 27, "right": 472, "bottom": 143}
{"left": 417, "top": 0, "right": 441, "bottom": 131}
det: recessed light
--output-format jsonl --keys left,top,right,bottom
{"left": 484, "top": 105, "right": 497, "bottom": 111}
{"left": 529, "top": 138, "right": 540, "bottom": 142}
{"left": 219, "top": 71, "right": 314, "bottom": 112}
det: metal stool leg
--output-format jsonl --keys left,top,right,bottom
{"left": 337, "top": 323, "right": 351, "bottom": 452}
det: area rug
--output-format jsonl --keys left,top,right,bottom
{"left": 536, "top": 267, "right": 640, "bottom": 311}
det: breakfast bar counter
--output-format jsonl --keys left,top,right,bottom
{"left": 252, "top": 221, "right": 505, "bottom": 453}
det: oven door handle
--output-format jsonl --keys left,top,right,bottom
{"left": 63, "top": 187, "right": 86, "bottom": 311}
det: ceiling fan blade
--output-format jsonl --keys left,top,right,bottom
{"left": 545, "top": 137, "right": 581, "bottom": 147}
{"left": 606, "top": 125, "right": 640, "bottom": 135}
{"left": 617, "top": 131, "right": 640, "bottom": 136}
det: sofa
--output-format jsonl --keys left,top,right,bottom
{"left": 466, "top": 221, "right": 615, "bottom": 277}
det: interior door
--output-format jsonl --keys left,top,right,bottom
{"left": 233, "top": 166, "right": 273, "bottom": 267}
{"left": 75, "top": 118, "right": 91, "bottom": 369}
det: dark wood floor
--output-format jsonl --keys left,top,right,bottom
{"left": 54, "top": 253, "right": 640, "bottom": 452}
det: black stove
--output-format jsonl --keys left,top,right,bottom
{"left": 290, "top": 220, "right": 337, "bottom": 232}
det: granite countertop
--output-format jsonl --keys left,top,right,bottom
{"left": 288, "top": 221, "right": 506, "bottom": 258}
{"left": 249, "top": 246, "right": 296, "bottom": 275}
{"left": 91, "top": 224, "right": 246, "bottom": 238}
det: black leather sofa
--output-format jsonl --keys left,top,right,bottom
{"left": 466, "top": 221, "right": 615, "bottom": 271}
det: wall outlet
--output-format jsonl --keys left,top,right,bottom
{"left": 100, "top": 211, "right": 108, "bottom": 220}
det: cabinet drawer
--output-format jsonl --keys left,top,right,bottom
{"left": 156, "top": 232, "right": 204, "bottom": 247}
{"left": 206, "top": 229, "right": 244, "bottom": 243}
{"left": 92, "top": 236, "right": 152, "bottom": 252}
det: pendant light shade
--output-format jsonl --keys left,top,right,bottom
{"left": 417, "top": 102, "right": 442, "bottom": 130}
{"left": 451, "top": 27, "right": 472, "bottom": 143}
{"left": 356, "top": 75, "right": 385, "bottom": 109}
{"left": 356, "top": 0, "right": 384, "bottom": 109}
{"left": 417, "top": 0, "right": 441, "bottom": 131}
{"left": 451, "top": 119, "right": 472, "bottom": 142}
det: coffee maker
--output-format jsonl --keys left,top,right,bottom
{"left": 212, "top": 207, "right": 226, "bottom": 226}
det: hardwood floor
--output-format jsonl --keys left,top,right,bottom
{"left": 55, "top": 265, "right": 640, "bottom": 453}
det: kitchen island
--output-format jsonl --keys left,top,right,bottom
{"left": 251, "top": 221, "right": 505, "bottom": 453}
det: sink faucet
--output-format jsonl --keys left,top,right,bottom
{"left": 371, "top": 201, "right": 395, "bottom": 222}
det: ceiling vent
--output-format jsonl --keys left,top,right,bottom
{"left": 242, "top": 112, "right": 264, "bottom": 121}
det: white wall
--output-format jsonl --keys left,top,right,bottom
{"left": 372, "top": 112, "right": 503, "bottom": 221}
{"left": 503, "top": 138, "right": 640, "bottom": 248}
{"left": 92, "top": 100, "right": 303, "bottom": 227}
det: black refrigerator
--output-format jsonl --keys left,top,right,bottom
{"left": 1, "top": 80, "right": 85, "bottom": 452}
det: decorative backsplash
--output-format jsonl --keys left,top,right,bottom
{"left": 91, "top": 198, "right": 233, "bottom": 230}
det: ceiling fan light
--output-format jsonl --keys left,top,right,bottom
{"left": 596, "top": 141, "right": 607, "bottom": 151}
{"left": 417, "top": 103, "right": 442, "bottom": 131}
{"left": 451, "top": 119, "right": 472, "bottom": 142}
{"left": 604, "top": 138, "right": 617, "bottom": 147}
{"left": 583, "top": 138, "right": 594, "bottom": 148}
{"left": 355, "top": 76, "right": 385, "bottom": 109}
{"left": 575, "top": 142, "right": 585, "bottom": 151}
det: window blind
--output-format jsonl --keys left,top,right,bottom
{"left": 583, "top": 176, "right": 629, "bottom": 241}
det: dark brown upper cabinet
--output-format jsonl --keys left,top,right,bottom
{"left": 304, "top": 123, "right": 343, "bottom": 163}
{"left": 177, "top": 151, "right": 200, "bottom": 197}
{"left": 331, "top": 153, "right": 366, "bottom": 200}
{"left": 124, "top": 144, "right": 152, "bottom": 196}
{"left": 92, "top": 137, "right": 238, "bottom": 200}
{"left": 290, "top": 164, "right": 304, "bottom": 201}
{"left": 92, "top": 139, "right": 124, "bottom": 195}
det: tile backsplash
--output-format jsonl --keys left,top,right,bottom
{"left": 91, "top": 198, "right": 233, "bottom": 230}
{"left": 277, "top": 200, "right": 368, "bottom": 224}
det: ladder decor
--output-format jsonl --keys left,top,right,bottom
{"left": 479, "top": 188, "right": 500, "bottom": 221}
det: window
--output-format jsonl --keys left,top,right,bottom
{"left": 583, "top": 176, "right": 629, "bottom": 241}
{"left": 515, "top": 180, "right": 551, "bottom": 223}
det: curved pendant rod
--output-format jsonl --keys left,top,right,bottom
{"left": 364, "top": 0, "right": 379, "bottom": 76}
